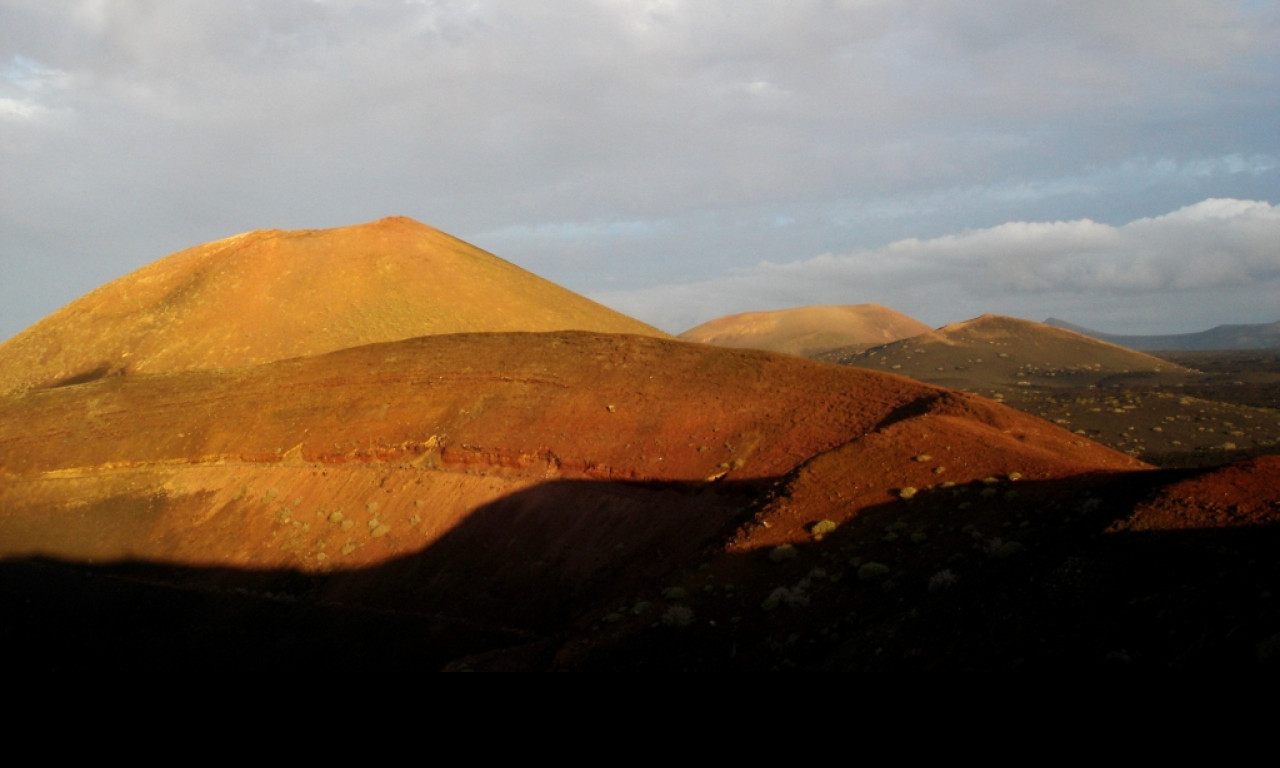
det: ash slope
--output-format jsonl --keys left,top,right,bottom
{"left": 0, "top": 217, "right": 667, "bottom": 395}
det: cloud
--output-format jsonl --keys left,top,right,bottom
{"left": 0, "top": 96, "right": 46, "bottom": 121}
{"left": 1, "top": 2, "right": 1278, "bottom": 341}
{"left": 865, "top": 198, "right": 1280, "bottom": 294}
{"left": 0, "top": 54, "right": 70, "bottom": 123}
{"left": 596, "top": 198, "right": 1280, "bottom": 334}
{"left": 3, "top": 54, "right": 71, "bottom": 91}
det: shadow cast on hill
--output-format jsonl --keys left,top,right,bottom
{"left": 0, "top": 475, "right": 768, "bottom": 673}
{"left": 556, "top": 468, "right": 1280, "bottom": 671}
{"left": 4, "top": 470, "right": 1279, "bottom": 672}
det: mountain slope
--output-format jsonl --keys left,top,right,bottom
{"left": 0, "top": 331, "right": 1144, "bottom": 633}
{"left": 0, "top": 217, "right": 666, "bottom": 394}
{"left": 6, "top": 329, "right": 1274, "bottom": 671}
{"left": 822, "top": 314, "right": 1192, "bottom": 389}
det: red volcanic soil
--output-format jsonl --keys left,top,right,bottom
{"left": 0, "top": 217, "right": 666, "bottom": 395}
{"left": 2, "top": 230, "right": 1276, "bottom": 671}
{"left": 7, "top": 330, "right": 1225, "bottom": 671}
{"left": 1115, "top": 455, "right": 1280, "bottom": 531}
{"left": 680, "top": 304, "right": 931, "bottom": 358}
{"left": 1, "top": 332, "right": 1139, "bottom": 565}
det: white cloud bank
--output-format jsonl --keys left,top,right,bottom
{"left": 597, "top": 198, "right": 1280, "bottom": 334}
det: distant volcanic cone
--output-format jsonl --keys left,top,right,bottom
{"left": 0, "top": 217, "right": 666, "bottom": 395}
{"left": 679, "top": 304, "right": 931, "bottom": 358}
{"left": 822, "top": 314, "right": 1192, "bottom": 389}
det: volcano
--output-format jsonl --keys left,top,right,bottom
{"left": 822, "top": 314, "right": 1192, "bottom": 389}
{"left": 680, "top": 304, "right": 930, "bottom": 358}
{"left": 0, "top": 217, "right": 666, "bottom": 395}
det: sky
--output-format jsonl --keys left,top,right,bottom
{"left": 2, "top": 0, "right": 1278, "bottom": 341}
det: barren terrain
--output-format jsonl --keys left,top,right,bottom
{"left": 819, "top": 316, "right": 1280, "bottom": 469}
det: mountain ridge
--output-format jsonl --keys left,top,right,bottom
{"left": 1045, "top": 317, "right": 1280, "bottom": 351}
{"left": 819, "top": 313, "right": 1190, "bottom": 389}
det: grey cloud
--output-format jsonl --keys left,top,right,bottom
{"left": 598, "top": 198, "right": 1280, "bottom": 334}
{"left": 2, "top": 2, "right": 1278, "bottom": 341}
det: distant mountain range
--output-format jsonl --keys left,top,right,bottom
{"left": 1045, "top": 318, "right": 1280, "bottom": 351}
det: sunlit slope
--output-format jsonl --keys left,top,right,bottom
{"left": 0, "top": 217, "right": 667, "bottom": 394}
{"left": 680, "top": 304, "right": 931, "bottom": 358}
{"left": 0, "top": 331, "right": 1142, "bottom": 565}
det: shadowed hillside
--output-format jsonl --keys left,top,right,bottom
{"left": 0, "top": 330, "right": 1179, "bottom": 669}
{"left": 6, "top": 455, "right": 1279, "bottom": 672}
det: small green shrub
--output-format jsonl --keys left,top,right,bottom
{"left": 810, "top": 519, "right": 838, "bottom": 541}
{"left": 992, "top": 540, "right": 1024, "bottom": 558}
{"left": 928, "top": 569, "right": 957, "bottom": 592}
{"left": 661, "top": 605, "right": 695, "bottom": 627}
{"left": 857, "top": 562, "right": 891, "bottom": 582}
{"left": 768, "top": 544, "right": 798, "bottom": 562}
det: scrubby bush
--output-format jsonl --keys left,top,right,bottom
{"left": 928, "top": 569, "right": 957, "bottom": 592}
{"left": 661, "top": 605, "right": 695, "bottom": 627}
{"left": 858, "top": 562, "right": 891, "bottom": 582}
{"left": 810, "top": 519, "right": 838, "bottom": 541}
{"left": 761, "top": 586, "right": 810, "bottom": 612}
{"left": 768, "top": 544, "right": 798, "bottom": 562}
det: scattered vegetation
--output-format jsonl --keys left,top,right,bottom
{"left": 661, "top": 605, "right": 695, "bottom": 627}
{"left": 809, "top": 519, "right": 838, "bottom": 540}
{"left": 768, "top": 544, "right": 798, "bottom": 562}
{"left": 928, "top": 569, "right": 957, "bottom": 592}
{"left": 857, "top": 562, "right": 891, "bottom": 582}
